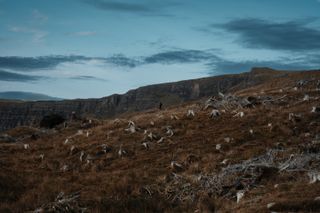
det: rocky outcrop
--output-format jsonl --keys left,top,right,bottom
{"left": 0, "top": 68, "right": 286, "bottom": 131}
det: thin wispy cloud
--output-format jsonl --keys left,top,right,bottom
{"left": 9, "top": 26, "right": 48, "bottom": 43}
{"left": 32, "top": 9, "right": 48, "bottom": 23}
{"left": 80, "top": 0, "right": 179, "bottom": 16}
{"left": 69, "top": 75, "right": 107, "bottom": 81}
{"left": 144, "top": 49, "right": 217, "bottom": 64}
{"left": 0, "top": 70, "right": 43, "bottom": 82}
{"left": 0, "top": 55, "right": 88, "bottom": 71}
{"left": 82, "top": 0, "right": 152, "bottom": 13}
{"left": 105, "top": 54, "right": 140, "bottom": 68}
{"left": 0, "top": 55, "right": 140, "bottom": 71}
{"left": 67, "top": 31, "right": 97, "bottom": 37}
{"left": 214, "top": 18, "right": 320, "bottom": 51}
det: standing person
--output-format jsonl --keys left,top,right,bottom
{"left": 159, "top": 102, "right": 163, "bottom": 110}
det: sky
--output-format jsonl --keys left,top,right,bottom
{"left": 0, "top": 0, "right": 320, "bottom": 99}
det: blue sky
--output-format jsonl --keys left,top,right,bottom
{"left": 0, "top": 0, "right": 320, "bottom": 99}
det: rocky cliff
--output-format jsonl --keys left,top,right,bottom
{"left": 0, "top": 68, "right": 287, "bottom": 131}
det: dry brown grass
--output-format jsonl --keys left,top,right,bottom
{"left": 1, "top": 70, "right": 320, "bottom": 212}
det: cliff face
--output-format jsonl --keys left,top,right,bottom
{"left": 0, "top": 68, "right": 285, "bottom": 131}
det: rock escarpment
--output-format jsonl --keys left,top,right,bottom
{"left": 0, "top": 68, "right": 286, "bottom": 131}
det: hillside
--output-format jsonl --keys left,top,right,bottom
{"left": 0, "top": 69, "right": 320, "bottom": 212}
{"left": 0, "top": 67, "right": 288, "bottom": 132}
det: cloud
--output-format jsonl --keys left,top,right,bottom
{"left": 32, "top": 9, "right": 48, "bottom": 23}
{"left": 9, "top": 26, "right": 48, "bottom": 42}
{"left": 69, "top": 75, "right": 107, "bottom": 81}
{"left": 104, "top": 54, "right": 140, "bottom": 68}
{"left": 80, "top": 0, "right": 178, "bottom": 16}
{"left": 82, "top": 0, "right": 151, "bottom": 12}
{"left": 144, "top": 49, "right": 217, "bottom": 64}
{"left": 1, "top": 49, "right": 319, "bottom": 76}
{"left": 207, "top": 59, "right": 309, "bottom": 74}
{"left": 0, "top": 55, "right": 89, "bottom": 71}
{"left": 0, "top": 50, "right": 214, "bottom": 71}
{"left": 0, "top": 55, "right": 140, "bottom": 71}
{"left": 0, "top": 70, "right": 43, "bottom": 82}
{"left": 67, "top": 31, "right": 97, "bottom": 37}
{"left": 215, "top": 18, "right": 320, "bottom": 51}
{"left": 141, "top": 49, "right": 314, "bottom": 73}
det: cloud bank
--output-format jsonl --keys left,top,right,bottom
{"left": 1, "top": 48, "right": 319, "bottom": 83}
{"left": 215, "top": 18, "right": 320, "bottom": 51}
{"left": 0, "top": 70, "right": 43, "bottom": 82}
{"left": 80, "top": 0, "right": 179, "bottom": 16}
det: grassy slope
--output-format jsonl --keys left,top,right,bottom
{"left": 0, "top": 70, "right": 320, "bottom": 212}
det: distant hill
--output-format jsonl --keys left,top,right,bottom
{"left": 0, "top": 91, "right": 62, "bottom": 101}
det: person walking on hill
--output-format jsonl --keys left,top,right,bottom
{"left": 159, "top": 102, "right": 163, "bottom": 110}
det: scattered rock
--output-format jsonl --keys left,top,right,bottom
{"left": 308, "top": 171, "right": 320, "bottom": 184}
{"left": 118, "top": 145, "right": 127, "bottom": 157}
{"left": 234, "top": 112, "right": 245, "bottom": 118}
{"left": 216, "top": 144, "right": 221, "bottom": 150}
{"left": 267, "top": 202, "right": 276, "bottom": 209}
{"left": 142, "top": 142, "right": 150, "bottom": 149}
{"left": 170, "top": 114, "right": 179, "bottom": 120}
{"left": 221, "top": 159, "right": 229, "bottom": 165}
{"left": 80, "top": 151, "right": 85, "bottom": 162}
{"left": 209, "top": 109, "right": 220, "bottom": 118}
{"left": 61, "top": 165, "right": 69, "bottom": 172}
{"left": 311, "top": 106, "right": 320, "bottom": 113}
{"left": 303, "top": 94, "right": 310, "bottom": 101}
{"left": 224, "top": 137, "right": 232, "bottom": 143}
{"left": 236, "top": 190, "right": 245, "bottom": 203}
{"left": 288, "top": 113, "right": 302, "bottom": 123}
{"left": 170, "top": 161, "right": 184, "bottom": 172}
{"left": 157, "top": 137, "right": 165, "bottom": 144}
{"left": 187, "top": 109, "right": 195, "bottom": 118}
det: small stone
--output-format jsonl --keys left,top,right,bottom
{"left": 216, "top": 144, "right": 221, "bottom": 150}
{"left": 303, "top": 94, "right": 310, "bottom": 101}
{"left": 221, "top": 159, "right": 228, "bottom": 165}
{"left": 267, "top": 202, "right": 276, "bottom": 209}
{"left": 236, "top": 191, "right": 245, "bottom": 203}
{"left": 224, "top": 137, "right": 231, "bottom": 143}
{"left": 311, "top": 106, "right": 320, "bottom": 113}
